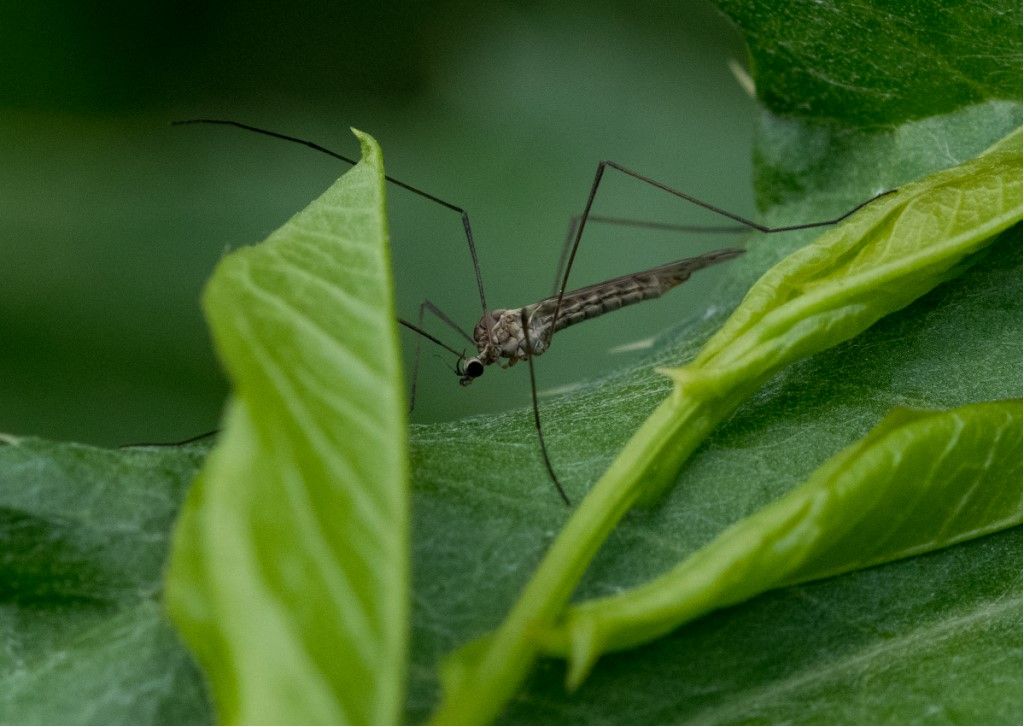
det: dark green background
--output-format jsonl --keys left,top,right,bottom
{"left": 1, "top": 1, "right": 757, "bottom": 445}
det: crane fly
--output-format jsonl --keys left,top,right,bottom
{"left": 172, "top": 118, "right": 893, "bottom": 506}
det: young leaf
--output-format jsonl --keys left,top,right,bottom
{"left": 429, "top": 128, "right": 1022, "bottom": 725}
{"left": 163, "top": 131, "right": 409, "bottom": 724}
{"left": 659, "top": 127, "right": 1024, "bottom": 499}
{"left": 513, "top": 530, "right": 1020, "bottom": 725}
{"left": 537, "top": 399, "right": 1022, "bottom": 686}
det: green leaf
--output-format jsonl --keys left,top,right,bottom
{"left": 715, "top": 0, "right": 1022, "bottom": 127}
{"left": 537, "top": 400, "right": 1022, "bottom": 686}
{"left": 670, "top": 128, "right": 1021, "bottom": 489}
{"left": 428, "top": 127, "right": 1022, "bottom": 725}
{"left": 163, "top": 130, "right": 409, "bottom": 724}
{"left": 0, "top": 438, "right": 211, "bottom": 724}
{"left": 667, "top": 127, "right": 1021, "bottom": 431}
{"left": 513, "top": 529, "right": 1021, "bottom": 725}
{"left": 2, "top": 3, "right": 1021, "bottom": 725}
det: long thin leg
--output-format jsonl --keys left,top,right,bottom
{"left": 406, "top": 299, "right": 471, "bottom": 413}
{"left": 173, "top": 118, "right": 490, "bottom": 312}
{"left": 121, "top": 429, "right": 220, "bottom": 448}
{"left": 551, "top": 213, "right": 749, "bottom": 294}
{"left": 129, "top": 312, "right": 466, "bottom": 445}
{"left": 519, "top": 308, "right": 570, "bottom": 506}
{"left": 418, "top": 299, "right": 474, "bottom": 345}
{"left": 548, "top": 160, "right": 896, "bottom": 337}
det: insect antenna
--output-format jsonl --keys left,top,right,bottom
{"left": 172, "top": 118, "right": 490, "bottom": 312}
{"left": 397, "top": 318, "right": 464, "bottom": 359}
{"left": 436, "top": 354, "right": 463, "bottom": 376}
{"left": 400, "top": 300, "right": 470, "bottom": 413}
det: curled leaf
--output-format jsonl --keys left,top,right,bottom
{"left": 678, "top": 128, "right": 1021, "bottom": 423}
{"left": 164, "top": 131, "right": 409, "bottom": 724}
{"left": 538, "top": 400, "right": 1023, "bottom": 687}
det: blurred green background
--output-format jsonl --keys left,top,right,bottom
{"left": 1, "top": 1, "right": 758, "bottom": 446}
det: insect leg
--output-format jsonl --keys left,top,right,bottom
{"left": 551, "top": 214, "right": 748, "bottom": 294}
{"left": 173, "top": 118, "right": 490, "bottom": 312}
{"left": 519, "top": 308, "right": 571, "bottom": 506}
{"left": 405, "top": 299, "right": 473, "bottom": 413}
{"left": 549, "top": 159, "right": 895, "bottom": 333}
{"left": 120, "top": 429, "right": 219, "bottom": 448}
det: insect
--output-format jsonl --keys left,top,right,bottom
{"left": 456, "top": 247, "right": 745, "bottom": 379}
{"left": 173, "top": 119, "right": 891, "bottom": 505}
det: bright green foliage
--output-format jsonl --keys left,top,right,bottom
{"left": 511, "top": 533, "right": 1020, "bottom": 724}
{"left": 429, "top": 128, "right": 1023, "bottom": 725}
{"left": 164, "top": 131, "right": 409, "bottom": 724}
{"left": 539, "top": 400, "right": 1022, "bottom": 686}
{"left": 635, "top": 126, "right": 1023, "bottom": 499}
{"left": 661, "top": 129, "right": 1022, "bottom": 499}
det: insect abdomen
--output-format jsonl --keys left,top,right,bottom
{"left": 552, "top": 280, "right": 660, "bottom": 329}
{"left": 531, "top": 247, "right": 744, "bottom": 334}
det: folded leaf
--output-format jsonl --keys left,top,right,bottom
{"left": 679, "top": 129, "right": 1022, "bottom": 422}
{"left": 537, "top": 400, "right": 1023, "bottom": 687}
{"left": 164, "top": 131, "right": 409, "bottom": 724}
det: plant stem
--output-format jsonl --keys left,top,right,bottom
{"left": 429, "top": 393, "right": 721, "bottom": 724}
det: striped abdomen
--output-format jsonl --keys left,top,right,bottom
{"left": 528, "top": 247, "right": 744, "bottom": 334}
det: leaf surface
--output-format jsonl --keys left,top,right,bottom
{"left": 164, "top": 130, "right": 409, "bottom": 725}
{"left": 0, "top": 439, "right": 211, "bottom": 724}
{"left": 0, "top": 1, "right": 1021, "bottom": 724}
{"left": 715, "top": 0, "right": 1022, "bottom": 126}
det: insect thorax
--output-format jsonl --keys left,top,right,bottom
{"left": 473, "top": 308, "right": 549, "bottom": 366}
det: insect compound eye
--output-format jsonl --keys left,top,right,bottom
{"left": 465, "top": 359, "right": 485, "bottom": 378}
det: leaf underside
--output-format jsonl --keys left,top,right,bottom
{"left": 163, "top": 130, "right": 409, "bottom": 725}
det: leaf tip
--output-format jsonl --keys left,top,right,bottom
{"left": 349, "top": 127, "right": 384, "bottom": 169}
{"left": 565, "top": 614, "right": 602, "bottom": 692}
{"left": 656, "top": 365, "right": 726, "bottom": 400}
